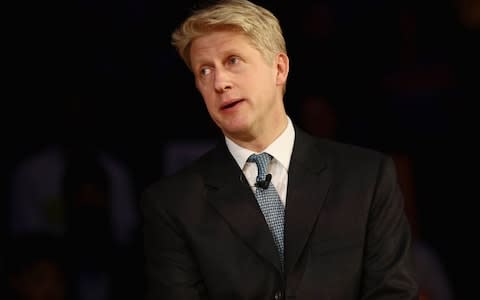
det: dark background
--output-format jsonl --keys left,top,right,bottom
{"left": 3, "top": 0, "right": 478, "bottom": 298}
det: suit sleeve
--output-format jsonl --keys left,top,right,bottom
{"left": 141, "top": 184, "right": 208, "bottom": 300}
{"left": 361, "top": 156, "right": 419, "bottom": 299}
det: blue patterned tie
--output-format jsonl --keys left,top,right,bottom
{"left": 247, "top": 153, "right": 285, "bottom": 269}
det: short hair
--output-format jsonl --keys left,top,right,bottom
{"left": 171, "top": 0, "right": 287, "bottom": 70}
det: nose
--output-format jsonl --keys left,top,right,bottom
{"left": 214, "top": 68, "right": 232, "bottom": 93}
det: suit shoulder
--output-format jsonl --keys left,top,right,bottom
{"left": 322, "top": 139, "right": 386, "bottom": 160}
{"left": 308, "top": 134, "right": 382, "bottom": 157}
{"left": 142, "top": 171, "right": 207, "bottom": 219}
{"left": 295, "top": 125, "right": 387, "bottom": 162}
{"left": 310, "top": 137, "right": 393, "bottom": 174}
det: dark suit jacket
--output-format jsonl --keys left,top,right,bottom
{"left": 142, "top": 127, "right": 418, "bottom": 300}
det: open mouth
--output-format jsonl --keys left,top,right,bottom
{"left": 221, "top": 99, "right": 244, "bottom": 110}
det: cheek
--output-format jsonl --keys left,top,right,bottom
{"left": 252, "top": 74, "right": 275, "bottom": 97}
{"left": 253, "top": 69, "right": 275, "bottom": 88}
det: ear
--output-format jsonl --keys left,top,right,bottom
{"left": 275, "top": 52, "right": 289, "bottom": 86}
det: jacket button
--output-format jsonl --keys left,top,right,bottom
{"left": 274, "top": 291, "right": 283, "bottom": 300}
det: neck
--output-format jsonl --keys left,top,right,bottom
{"left": 227, "top": 114, "right": 288, "bottom": 152}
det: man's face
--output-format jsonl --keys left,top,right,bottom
{"left": 189, "top": 30, "right": 288, "bottom": 143}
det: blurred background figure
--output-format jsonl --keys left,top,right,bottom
{"left": 8, "top": 90, "right": 139, "bottom": 246}
{"left": 391, "top": 152, "right": 454, "bottom": 300}
{"left": 61, "top": 148, "right": 114, "bottom": 300}
{"left": 297, "top": 94, "right": 338, "bottom": 140}
{"left": 4, "top": 233, "right": 66, "bottom": 300}
{"left": 7, "top": 88, "right": 142, "bottom": 300}
{"left": 455, "top": 0, "right": 480, "bottom": 30}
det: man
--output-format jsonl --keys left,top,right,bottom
{"left": 142, "top": 1, "right": 418, "bottom": 299}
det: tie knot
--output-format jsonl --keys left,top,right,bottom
{"left": 248, "top": 152, "right": 272, "bottom": 181}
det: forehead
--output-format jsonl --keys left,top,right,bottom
{"left": 190, "top": 30, "right": 257, "bottom": 63}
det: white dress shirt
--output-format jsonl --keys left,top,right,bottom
{"left": 225, "top": 117, "right": 295, "bottom": 206}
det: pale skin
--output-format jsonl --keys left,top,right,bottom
{"left": 189, "top": 30, "right": 289, "bottom": 153}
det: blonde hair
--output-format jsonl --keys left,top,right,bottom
{"left": 171, "top": 0, "right": 287, "bottom": 70}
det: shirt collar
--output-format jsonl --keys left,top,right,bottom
{"left": 226, "top": 116, "right": 295, "bottom": 171}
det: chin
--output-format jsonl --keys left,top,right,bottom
{"left": 219, "top": 117, "right": 246, "bottom": 131}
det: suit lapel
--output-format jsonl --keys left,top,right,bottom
{"left": 205, "top": 145, "right": 282, "bottom": 273}
{"left": 284, "top": 129, "right": 331, "bottom": 275}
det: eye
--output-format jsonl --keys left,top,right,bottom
{"left": 228, "top": 56, "right": 240, "bottom": 65}
{"left": 199, "top": 66, "right": 212, "bottom": 77}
